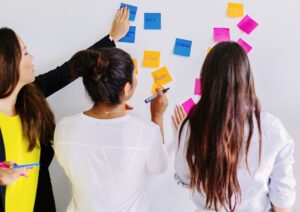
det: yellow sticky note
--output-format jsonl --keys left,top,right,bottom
{"left": 133, "top": 58, "right": 138, "bottom": 75}
{"left": 151, "top": 66, "right": 173, "bottom": 86}
{"left": 151, "top": 83, "right": 164, "bottom": 94}
{"left": 227, "top": 3, "right": 244, "bottom": 18}
{"left": 142, "top": 50, "right": 160, "bottom": 68}
{"left": 207, "top": 47, "right": 212, "bottom": 54}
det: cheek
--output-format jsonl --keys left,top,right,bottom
{"left": 19, "top": 58, "right": 34, "bottom": 82}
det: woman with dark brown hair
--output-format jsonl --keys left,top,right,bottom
{"left": 173, "top": 42, "right": 296, "bottom": 212}
{"left": 54, "top": 48, "right": 168, "bottom": 211}
{"left": 0, "top": 8, "right": 129, "bottom": 212}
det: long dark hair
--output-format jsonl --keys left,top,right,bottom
{"left": 69, "top": 48, "right": 134, "bottom": 105}
{"left": 0, "top": 27, "right": 55, "bottom": 151}
{"left": 179, "top": 42, "right": 262, "bottom": 211}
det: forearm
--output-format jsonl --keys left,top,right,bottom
{"left": 35, "top": 35, "right": 115, "bottom": 98}
{"left": 151, "top": 116, "right": 164, "bottom": 143}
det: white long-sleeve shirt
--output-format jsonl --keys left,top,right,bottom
{"left": 175, "top": 112, "right": 296, "bottom": 212}
{"left": 54, "top": 113, "right": 168, "bottom": 212}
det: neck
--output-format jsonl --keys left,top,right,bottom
{"left": 84, "top": 102, "right": 126, "bottom": 119}
{"left": 0, "top": 84, "right": 22, "bottom": 117}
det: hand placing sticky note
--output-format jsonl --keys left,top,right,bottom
{"left": 194, "top": 78, "right": 202, "bottom": 95}
{"left": 237, "top": 15, "right": 259, "bottom": 34}
{"left": 119, "top": 26, "right": 136, "bottom": 43}
{"left": 151, "top": 66, "right": 173, "bottom": 86}
{"left": 237, "top": 38, "right": 252, "bottom": 53}
{"left": 214, "top": 28, "right": 231, "bottom": 42}
{"left": 133, "top": 59, "right": 138, "bottom": 75}
{"left": 144, "top": 13, "right": 161, "bottom": 30}
{"left": 120, "top": 3, "right": 138, "bottom": 21}
{"left": 174, "top": 38, "right": 192, "bottom": 57}
{"left": 227, "top": 2, "right": 244, "bottom": 18}
{"left": 142, "top": 51, "right": 160, "bottom": 68}
{"left": 182, "top": 98, "right": 196, "bottom": 115}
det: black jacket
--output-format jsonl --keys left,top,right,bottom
{"left": 0, "top": 35, "right": 115, "bottom": 212}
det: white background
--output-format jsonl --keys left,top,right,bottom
{"left": 1, "top": 0, "right": 299, "bottom": 211}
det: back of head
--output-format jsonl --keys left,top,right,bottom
{"left": 180, "top": 42, "right": 262, "bottom": 211}
{"left": 69, "top": 48, "right": 134, "bottom": 105}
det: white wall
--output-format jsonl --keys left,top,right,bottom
{"left": 1, "top": 0, "right": 299, "bottom": 211}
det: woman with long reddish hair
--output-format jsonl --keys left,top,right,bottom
{"left": 173, "top": 42, "right": 296, "bottom": 212}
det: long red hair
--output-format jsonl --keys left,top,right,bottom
{"left": 179, "top": 42, "right": 262, "bottom": 211}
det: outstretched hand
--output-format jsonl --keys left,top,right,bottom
{"left": 109, "top": 7, "right": 130, "bottom": 42}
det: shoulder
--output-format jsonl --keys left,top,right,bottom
{"left": 54, "top": 113, "right": 83, "bottom": 138}
{"left": 260, "top": 111, "right": 293, "bottom": 147}
{"left": 127, "top": 115, "right": 160, "bottom": 133}
{"left": 56, "top": 113, "right": 83, "bottom": 128}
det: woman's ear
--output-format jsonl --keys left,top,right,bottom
{"left": 122, "top": 82, "right": 132, "bottom": 100}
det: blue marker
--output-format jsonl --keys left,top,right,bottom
{"left": 145, "top": 88, "right": 170, "bottom": 103}
{"left": 13, "top": 163, "right": 40, "bottom": 169}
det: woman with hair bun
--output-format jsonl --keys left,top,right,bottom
{"left": 54, "top": 47, "right": 169, "bottom": 212}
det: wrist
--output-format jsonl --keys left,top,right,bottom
{"left": 109, "top": 33, "right": 118, "bottom": 42}
{"left": 151, "top": 115, "right": 163, "bottom": 123}
{"left": 108, "top": 33, "right": 115, "bottom": 41}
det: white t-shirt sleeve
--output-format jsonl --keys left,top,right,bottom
{"left": 146, "top": 125, "right": 168, "bottom": 174}
{"left": 174, "top": 123, "right": 190, "bottom": 188}
{"left": 268, "top": 118, "right": 296, "bottom": 208}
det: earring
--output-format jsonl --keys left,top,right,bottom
{"left": 126, "top": 93, "right": 129, "bottom": 97}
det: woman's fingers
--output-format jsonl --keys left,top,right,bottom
{"left": 172, "top": 115, "right": 179, "bottom": 130}
{"left": 177, "top": 105, "right": 186, "bottom": 120}
{"left": 172, "top": 105, "right": 187, "bottom": 130}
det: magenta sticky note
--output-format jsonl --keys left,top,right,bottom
{"left": 194, "top": 78, "right": 202, "bottom": 95}
{"left": 237, "top": 38, "right": 252, "bottom": 53}
{"left": 182, "top": 98, "right": 196, "bottom": 115}
{"left": 214, "top": 28, "right": 230, "bottom": 42}
{"left": 237, "top": 15, "right": 259, "bottom": 34}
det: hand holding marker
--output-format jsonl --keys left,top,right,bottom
{"left": 145, "top": 88, "right": 170, "bottom": 103}
{"left": 0, "top": 162, "right": 40, "bottom": 178}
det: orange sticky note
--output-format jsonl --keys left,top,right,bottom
{"left": 151, "top": 83, "right": 164, "bottom": 94}
{"left": 142, "top": 50, "right": 160, "bottom": 68}
{"left": 227, "top": 3, "right": 244, "bottom": 18}
{"left": 133, "top": 58, "right": 138, "bottom": 75}
{"left": 151, "top": 66, "right": 173, "bottom": 86}
{"left": 207, "top": 47, "right": 212, "bottom": 54}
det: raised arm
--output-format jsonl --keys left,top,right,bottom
{"left": 34, "top": 8, "right": 130, "bottom": 98}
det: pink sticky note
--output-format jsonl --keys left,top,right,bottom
{"left": 237, "top": 38, "right": 252, "bottom": 53}
{"left": 237, "top": 15, "right": 259, "bottom": 34}
{"left": 194, "top": 78, "right": 202, "bottom": 95}
{"left": 214, "top": 28, "right": 231, "bottom": 42}
{"left": 182, "top": 98, "right": 196, "bottom": 115}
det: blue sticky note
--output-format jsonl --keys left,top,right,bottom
{"left": 120, "top": 3, "right": 138, "bottom": 21}
{"left": 119, "top": 26, "right": 136, "bottom": 43}
{"left": 144, "top": 13, "right": 161, "bottom": 30}
{"left": 174, "top": 38, "right": 192, "bottom": 57}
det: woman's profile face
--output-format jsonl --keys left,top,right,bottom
{"left": 18, "top": 36, "right": 35, "bottom": 86}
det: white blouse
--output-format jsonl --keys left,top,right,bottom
{"left": 54, "top": 113, "right": 168, "bottom": 212}
{"left": 175, "top": 112, "right": 296, "bottom": 212}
